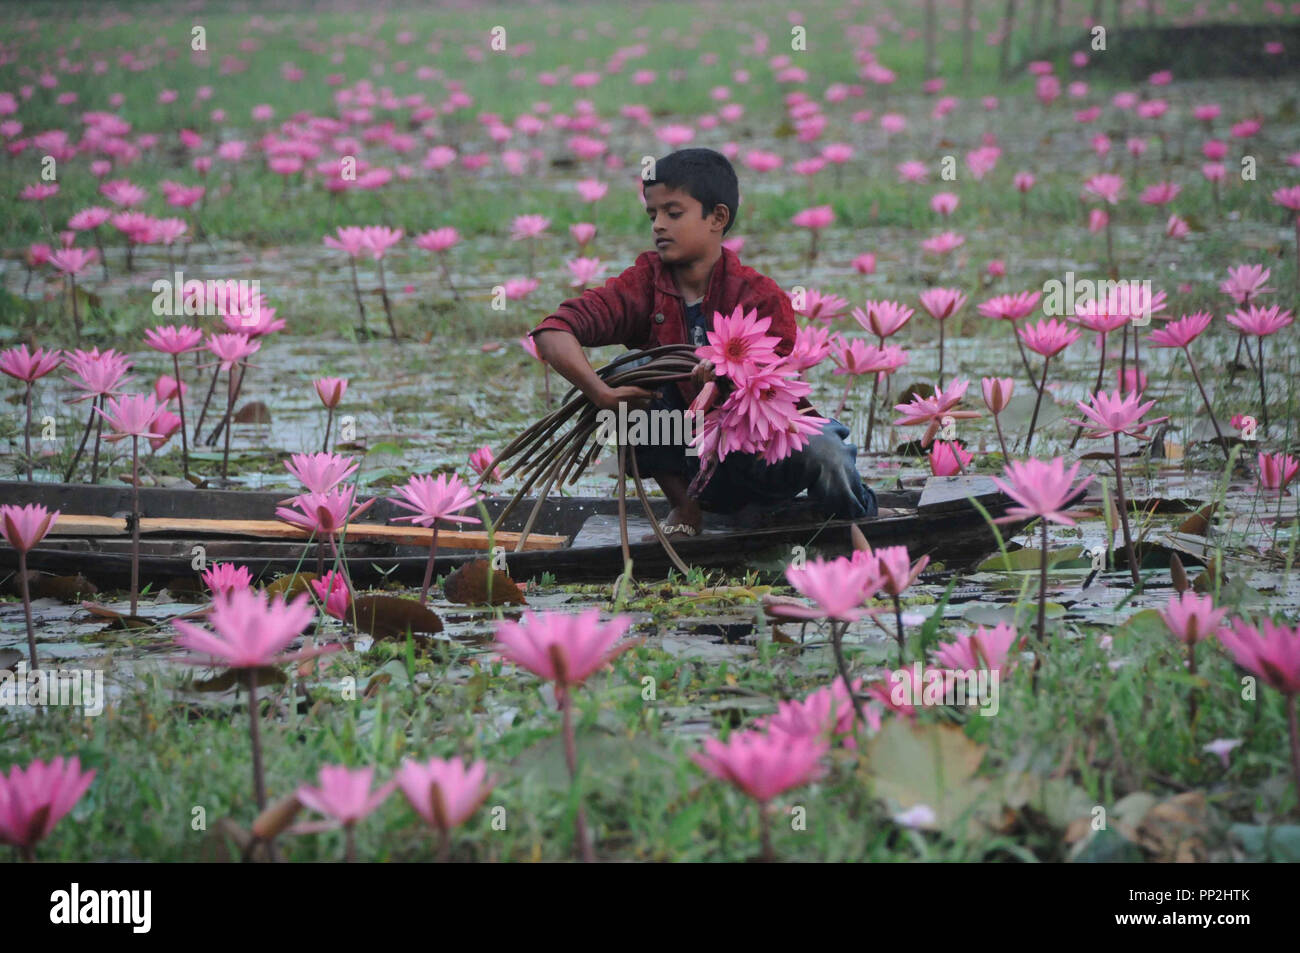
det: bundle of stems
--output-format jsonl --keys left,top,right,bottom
{"left": 485, "top": 344, "right": 700, "bottom": 575}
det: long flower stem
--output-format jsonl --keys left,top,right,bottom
{"left": 759, "top": 805, "right": 774, "bottom": 863}
{"left": 937, "top": 320, "right": 945, "bottom": 391}
{"left": 171, "top": 354, "right": 191, "bottom": 477}
{"left": 829, "top": 619, "right": 866, "bottom": 726}
{"left": 377, "top": 258, "right": 396, "bottom": 339}
{"left": 1288, "top": 694, "right": 1300, "bottom": 802}
{"left": 993, "top": 411, "right": 1010, "bottom": 461}
{"left": 1023, "top": 355, "right": 1051, "bottom": 452}
{"left": 865, "top": 372, "right": 881, "bottom": 452}
{"left": 1070, "top": 336, "right": 1108, "bottom": 449}
{"left": 348, "top": 257, "right": 367, "bottom": 332}
{"left": 1013, "top": 327, "right": 1037, "bottom": 390}
{"left": 892, "top": 593, "right": 906, "bottom": 666}
{"left": 70, "top": 276, "right": 81, "bottom": 345}
{"left": 438, "top": 252, "right": 461, "bottom": 301}
{"left": 834, "top": 375, "right": 854, "bottom": 419}
{"left": 322, "top": 406, "right": 334, "bottom": 455}
{"left": 23, "top": 382, "right": 32, "bottom": 481}
{"left": 64, "top": 401, "right": 97, "bottom": 483}
{"left": 561, "top": 692, "right": 596, "bottom": 863}
{"left": 1183, "top": 348, "right": 1226, "bottom": 454}
{"left": 246, "top": 672, "right": 267, "bottom": 811}
{"left": 206, "top": 363, "right": 246, "bottom": 446}
{"left": 90, "top": 396, "right": 104, "bottom": 484}
{"left": 130, "top": 435, "right": 140, "bottom": 617}
{"left": 1187, "top": 641, "right": 1198, "bottom": 727}
{"left": 193, "top": 365, "right": 221, "bottom": 440}
{"left": 221, "top": 366, "right": 235, "bottom": 479}
{"left": 17, "top": 550, "right": 37, "bottom": 668}
{"left": 1037, "top": 520, "right": 1048, "bottom": 642}
{"left": 419, "top": 525, "right": 440, "bottom": 604}
{"left": 1113, "top": 433, "right": 1141, "bottom": 589}
{"left": 1255, "top": 336, "right": 1269, "bottom": 435}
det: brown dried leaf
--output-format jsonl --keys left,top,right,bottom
{"left": 1169, "top": 553, "right": 1189, "bottom": 594}
{"left": 251, "top": 793, "right": 302, "bottom": 841}
{"left": 1135, "top": 792, "right": 1209, "bottom": 863}
{"left": 351, "top": 595, "right": 444, "bottom": 639}
{"left": 442, "top": 559, "right": 527, "bottom": 606}
{"left": 1178, "top": 503, "right": 1217, "bottom": 537}
{"left": 80, "top": 601, "right": 152, "bottom": 629}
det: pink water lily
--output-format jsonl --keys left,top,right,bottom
{"left": 918, "top": 288, "right": 968, "bottom": 388}
{"left": 201, "top": 562, "right": 253, "bottom": 597}
{"left": 1069, "top": 390, "right": 1165, "bottom": 590}
{"left": 1, "top": 502, "right": 61, "bottom": 668}
{"left": 1068, "top": 389, "right": 1169, "bottom": 441}
{"left": 933, "top": 624, "right": 1023, "bottom": 675}
{"left": 852, "top": 299, "right": 914, "bottom": 340}
{"left": 94, "top": 392, "right": 166, "bottom": 441}
{"left": 695, "top": 305, "right": 781, "bottom": 380}
{"left": 1257, "top": 451, "right": 1299, "bottom": 494}
{"left": 693, "top": 727, "right": 827, "bottom": 859}
{"left": 0, "top": 757, "right": 96, "bottom": 861}
{"left": 2, "top": 345, "right": 63, "bottom": 481}
{"left": 395, "top": 756, "right": 495, "bottom": 844}
{"left": 296, "top": 764, "right": 395, "bottom": 847}
{"left": 173, "top": 588, "right": 338, "bottom": 810}
{"left": 1217, "top": 617, "right": 1300, "bottom": 795}
{"left": 494, "top": 608, "right": 637, "bottom": 699}
{"left": 285, "top": 452, "right": 359, "bottom": 494}
{"left": 929, "top": 439, "right": 972, "bottom": 476}
{"left": 892, "top": 378, "right": 980, "bottom": 447}
{"left": 311, "top": 570, "right": 351, "bottom": 621}
{"left": 469, "top": 445, "right": 503, "bottom": 483}
{"left": 173, "top": 588, "right": 333, "bottom": 670}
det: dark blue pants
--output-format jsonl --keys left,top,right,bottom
{"left": 620, "top": 372, "right": 877, "bottom": 520}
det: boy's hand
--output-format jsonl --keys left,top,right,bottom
{"left": 594, "top": 384, "right": 655, "bottom": 412}
{"left": 690, "top": 359, "right": 716, "bottom": 387}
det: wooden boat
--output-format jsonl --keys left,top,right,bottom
{"left": 0, "top": 476, "right": 1018, "bottom": 586}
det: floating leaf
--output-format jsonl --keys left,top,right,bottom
{"left": 18, "top": 573, "right": 98, "bottom": 602}
{"left": 351, "top": 595, "right": 443, "bottom": 639}
{"left": 962, "top": 601, "right": 1064, "bottom": 627}
{"left": 233, "top": 401, "right": 272, "bottom": 424}
{"left": 866, "top": 719, "right": 990, "bottom": 833}
{"left": 265, "top": 572, "right": 318, "bottom": 598}
{"left": 192, "top": 666, "right": 286, "bottom": 692}
{"left": 976, "top": 546, "right": 1083, "bottom": 573}
{"left": 443, "top": 559, "right": 526, "bottom": 606}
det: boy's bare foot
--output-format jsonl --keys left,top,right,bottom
{"left": 642, "top": 501, "right": 702, "bottom": 542}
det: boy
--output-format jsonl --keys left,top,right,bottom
{"left": 529, "top": 147, "right": 876, "bottom": 539}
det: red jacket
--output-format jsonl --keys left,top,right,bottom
{"left": 531, "top": 246, "right": 817, "bottom": 413}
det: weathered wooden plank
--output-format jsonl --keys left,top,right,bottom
{"left": 40, "top": 514, "right": 566, "bottom": 550}
{"left": 917, "top": 475, "right": 1005, "bottom": 513}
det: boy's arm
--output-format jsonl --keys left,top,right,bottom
{"left": 532, "top": 329, "right": 654, "bottom": 412}
{"left": 529, "top": 258, "right": 657, "bottom": 411}
{"left": 530, "top": 257, "right": 654, "bottom": 349}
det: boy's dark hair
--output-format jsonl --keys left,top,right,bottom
{"left": 642, "top": 148, "right": 740, "bottom": 235}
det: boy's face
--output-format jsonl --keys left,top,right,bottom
{"left": 644, "top": 183, "right": 727, "bottom": 265}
